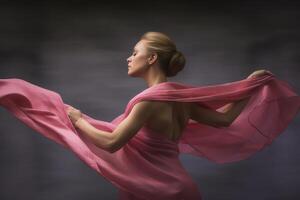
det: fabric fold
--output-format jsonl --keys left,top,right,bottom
{"left": 121, "top": 74, "right": 300, "bottom": 163}
{"left": 1, "top": 74, "right": 299, "bottom": 199}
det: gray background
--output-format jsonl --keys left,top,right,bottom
{"left": 0, "top": 1, "right": 299, "bottom": 199}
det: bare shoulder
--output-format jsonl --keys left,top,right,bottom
{"left": 132, "top": 100, "right": 159, "bottom": 113}
{"left": 136, "top": 100, "right": 165, "bottom": 107}
{"left": 134, "top": 100, "right": 191, "bottom": 114}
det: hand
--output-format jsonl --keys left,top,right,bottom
{"left": 247, "top": 69, "right": 272, "bottom": 79}
{"left": 67, "top": 106, "right": 82, "bottom": 125}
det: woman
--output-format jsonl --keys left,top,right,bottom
{"left": 0, "top": 32, "right": 299, "bottom": 200}
{"left": 68, "top": 32, "right": 270, "bottom": 148}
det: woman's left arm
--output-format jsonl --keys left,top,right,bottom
{"left": 75, "top": 117, "right": 113, "bottom": 151}
{"left": 67, "top": 101, "right": 155, "bottom": 153}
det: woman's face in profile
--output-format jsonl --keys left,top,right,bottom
{"left": 127, "top": 40, "right": 151, "bottom": 77}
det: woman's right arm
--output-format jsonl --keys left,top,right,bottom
{"left": 189, "top": 69, "right": 270, "bottom": 127}
{"left": 188, "top": 96, "right": 251, "bottom": 128}
{"left": 189, "top": 69, "right": 271, "bottom": 127}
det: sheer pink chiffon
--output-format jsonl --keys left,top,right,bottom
{"left": 0, "top": 73, "right": 299, "bottom": 200}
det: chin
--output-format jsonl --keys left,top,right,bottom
{"left": 128, "top": 67, "right": 145, "bottom": 77}
{"left": 128, "top": 73, "right": 138, "bottom": 77}
{"left": 127, "top": 68, "right": 134, "bottom": 76}
{"left": 127, "top": 70, "right": 134, "bottom": 77}
{"left": 128, "top": 71, "right": 141, "bottom": 78}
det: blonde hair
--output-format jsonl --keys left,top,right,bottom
{"left": 140, "top": 32, "right": 186, "bottom": 77}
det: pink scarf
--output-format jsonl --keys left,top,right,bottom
{"left": 1, "top": 74, "right": 299, "bottom": 199}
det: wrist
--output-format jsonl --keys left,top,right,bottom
{"left": 75, "top": 117, "right": 84, "bottom": 128}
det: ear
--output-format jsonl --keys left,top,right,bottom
{"left": 148, "top": 52, "right": 158, "bottom": 65}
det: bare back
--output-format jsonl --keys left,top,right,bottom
{"left": 145, "top": 101, "right": 190, "bottom": 141}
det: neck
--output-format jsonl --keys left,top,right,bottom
{"left": 141, "top": 64, "right": 168, "bottom": 87}
{"left": 148, "top": 78, "right": 168, "bottom": 87}
{"left": 144, "top": 73, "right": 168, "bottom": 88}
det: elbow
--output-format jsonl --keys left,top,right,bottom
{"left": 107, "top": 146, "right": 118, "bottom": 153}
{"left": 100, "top": 144, "right": 116, "bottom": 153}
{"left": 94, "top": 141, "right": 118, "bottom": 153}
{"left": 106, "top": 142, "right": 120, "bottom": 153}
{"left": 94, "top": 134, "right": 119, "bottom": 153}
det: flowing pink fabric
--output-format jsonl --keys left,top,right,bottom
{"left": 0, "top": 73, "right": 299, "bottom": 200}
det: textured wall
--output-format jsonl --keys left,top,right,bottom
{"left": 0, "top": 1, "right": 299, "bottom": 199}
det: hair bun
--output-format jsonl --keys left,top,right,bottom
{"left": 167, "top": 50, "right": 186, "bottom": 77}
{"left": 141, "top": 32, "right": 186, "bottom": 77}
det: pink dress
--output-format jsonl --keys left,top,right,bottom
{"left": 0, "top": 73, "right": 299, "bottom": 200}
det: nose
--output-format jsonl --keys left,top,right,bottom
{"left": 127, "top": 56, "right": 131, "bottom": 63}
